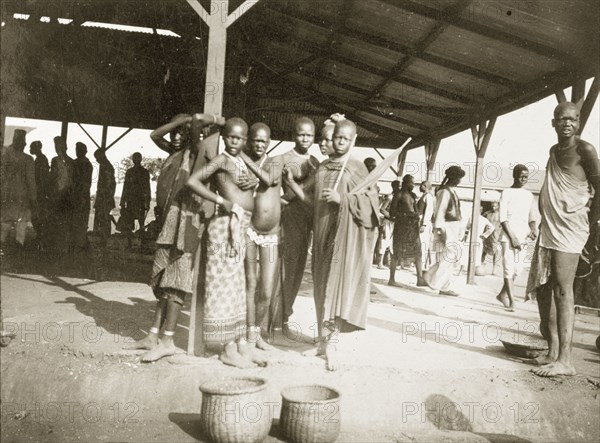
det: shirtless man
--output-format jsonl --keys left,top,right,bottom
{"left": 244, "top": 123, "right": 284, "bottom": 350}
{"left": 187, "top": 118, "right": 275, "bottom": 368}
{"left": 279, "top": 117, "right": 318, "bottom": 332}
{"left": 529, "top": 102, "right": 599, "bottom": 377}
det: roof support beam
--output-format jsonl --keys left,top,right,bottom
{"left": 374, "top": 148, "right": 399, "bottom": 177}
{"left": 266, "top": 140, "right": 283, "bottom": 155}
{"left": 362, "top": 0, "right": 471, "bottom": 106}
{"left": 106, "top": 128, "right": 133, "bottom": 150}
{"left": 265, "top": 3, "right": 517, "bottom": 89}
{"left": 467, "top": 117, "right": 496, "bottom": 285}
{"left": 571, "top": 79, "right": 586, "bottom": 104}
{"left": 77, "top": 123, "right": 101, "bottom": 149}
{"left": 383, "top": 0, "right": 586, "bottom": 67}
{"left": 184, "top": 0, "right": 262, "bottom": 357}
{"left": 580, "top": 77, "right": 599, "bottom": 133}
{"left": 425, "top": 140, "right": 441, "bottom": 183}
{"left": 226, "top": 0, "right": 260, "bottom": 28}
{"left": 555, "top": 89, "right": 567, "bottom": 103}
{"left": 397, "top": 148, "right": 408, "bottom": 178}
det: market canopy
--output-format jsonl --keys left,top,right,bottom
{"left": 1, "top": 0, "right": 598, "bottom": 149}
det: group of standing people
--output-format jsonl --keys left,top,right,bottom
{"left": 0, "top": 130, "right": 152, "bottom": 255}
{"left": 128, "top": 113, "right": 380, "bottom": 371}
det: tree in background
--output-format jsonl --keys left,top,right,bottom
{"left": 118, "top": 156, "right": 163, "bottom": 182}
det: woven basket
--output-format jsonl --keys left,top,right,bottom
{"left": 280, "top": 385, "right": 341, "bottom": 443}
{"left": 199, "top": 377, "right": 271, "bottom": 443}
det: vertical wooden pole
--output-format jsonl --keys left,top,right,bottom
{"left": 467, "top": 117, "right": 496, "bottom": 285}
{"left": 397, "top": 148, "right": 407, "bottom": 178}
{"left": 0, "top": 115, "right": 6, "bottom": 146}
{"left": 61, "top": 121, "right": 69, "bottom": 140}
{"left": 555, "top": 90, "right": 567, "bottom": 103}
{"left": 203, "top": 6, "right": 228, "bottom": 117}
{"left": 425, "top": 140, "right": 440, "bottom": 183}
{"left": 579, "top": 76, "right": 599, "bottom": 133}
{"left": 101, "top": 125, "right": 108, "bottom": 149}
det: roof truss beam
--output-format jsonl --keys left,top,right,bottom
{"left": 265, "top": 3, "right": 518, "bottom": 89}
{"left": 383, "top": 0, "right": 588, "bottom": 68}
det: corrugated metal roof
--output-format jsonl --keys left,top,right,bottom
{"left": 1, "top": 0, "right": 598, "bottom": 149}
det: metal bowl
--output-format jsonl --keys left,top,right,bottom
{"left": 500, "top": 339, "right": 548, "bottom": 359}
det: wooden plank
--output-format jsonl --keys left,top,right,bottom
{"left": 264, "top": 3, "right": 517, "bottom": 89}
{"left": 385, "top": 0, "right": 586, "bottom": 68}
{"left": 571, "top": 79, "right": 586, "bottom": 104}
{"left": 580, "top": 77, "right": 599, "bottom": 132}
{"left": 226, "top": 0, "right": 261, "bottom": 28}
{"left": 76, "top": 123, "right": 100, "bottom": 149}
{"left": 186, "top": 0, "right": 210, "bottom": 26}
{"left": 61, "top": 121, "right": 68, "bottom": 140}
{"left": 467, "top": 154, "right": 485, "bottom": 285}
{"left": 106, "top": 128, "right": 133, "bottom": 150}
{"left": 203, "top": 3, "right": 228, "bottom": 115}
{"left": 397, "top": 148, "right": 408, "bottom": 177}
{"left": 374, "top": 147, "right": 399, "bottom": 176}
{"left": 479, "top": 117, "right": 497, "bottom": 158}
{"left": 555, "top": 89, "right": 567, "bottom": 103}
{"left": 467, "top": 118, "right": 495, "bottom": 284}
{"left": 101, "top": 125, "right": 108, "bottom": 149}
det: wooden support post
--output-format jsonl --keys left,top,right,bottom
{"left": 106, "top": 128, "right": 133, "bottom": 150}
{"left": 1, "top": 115, "right": 6, "bottom": 146}
{"left": 101, "top": 125, "right": 108, "bottom": 149}
{"left": 186, "top": 0, "right": 261, "bottom": 357}
{"left": 571, "top": 79, "right": 586, "bottom": 104}
{"left": 555, "top": 89, "right": 567, "bottom": 103}
{"left": 76, "top": 123, "right": 100, "bottom": 149}
{"left": 61, "top": 121, "right": 68, "bottom": 140}
{"left": 579, "top": 76, "right": 599, "bottom": 133}
{"left": 397, "top": 148, "right": 407, "bottom": 178}
{"left": 374, "top": 147, "right": 399, "bottom": 176}
{"left": 425, "top": 139, "right": 441, "bottom": 183}
{"left": 467, "top": 117, "right": 496, "bottom": 285}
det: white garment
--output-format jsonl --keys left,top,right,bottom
{"left": 499, "top": 188, "right": 536, "bottom": 245}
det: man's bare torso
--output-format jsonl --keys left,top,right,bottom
{"left": 252, "top": 156, "right": 284, "bottom": 233}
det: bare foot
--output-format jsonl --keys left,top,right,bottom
{"left": 219, "top": 341, "right": 256, "bottom": 369}
{"left": 237, "top": 339, "right": 269, "bottom": 366}
{"left": 496, "top": 293, "right": 510, "bottom": 308}
{"left": 325, "top": 342, "right": 338, "bottom": 371}
{"left": 416, "top": 278, "right": 428, "bottom": 287}
{"left": 254, "top": 336, "right": 276, "bottom": 352}
{"left": 123, "top": 334, "right": 158, "bottom": 350}
{"left": 531, "top": 361, "right": 576, "bottom": 377}
{"left": 302, "top": 341, "right": 326, "bottom": 357}
{"left": 141, "top": 340, "right": 176, "bottom": 362}
{"left": 524, "top": 353, "right": 556, "bottom": 366}
{"left": 387, "top": 280, "right": 398, "bottom": 287}
{"left": 505, "top": 304, "right": 515, "bottom": 312}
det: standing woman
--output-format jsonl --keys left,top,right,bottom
{"left": 423, "top": 166, "right": 466, "bottom": 296}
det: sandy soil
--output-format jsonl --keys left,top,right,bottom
{"left": 1, "top": 250, "right": 599, "bottom": 442}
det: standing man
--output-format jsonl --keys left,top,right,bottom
{"left": 388, "top": 174, "right": 427, "bottom": 287}
{"left": 93, "top": 148, "right": 116, "bottom": 240}
{"left": 49, "top": 136, "right": 74, "bottom": 253}
{"left": 72, "top": 142, "right": 93, "bottom": 251}
{"left": 29, "top": 140, "right": 50, "bottom": 250}
{"left": 496, "top": 165, "right": 537, "bottom": 311}
{"left": 417, "top": 180, "right": 435, "bottom": 269}
{"left": 527, "top": 102, "right": 599, "bottom": 377}
{"left": 279, "top": 117, "right": 318, "bottom": 330}
{"left": 244, "top": 123, "right": 284, "bottom": 349}
{"left": 1, "top": 130, "right": 36, "bottom": 253}
{"left": 121, "top": 152, "right": 151, "bottom": 232}
{"left": 310, "top": 119, "right": 379, "bottom": 370}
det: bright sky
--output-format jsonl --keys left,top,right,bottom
{"left": 5, "top": 81, "right": 598, "bottom": 197}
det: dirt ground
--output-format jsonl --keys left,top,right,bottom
{"left": 1, "top": 249, "right": 599, "bottom": 442}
